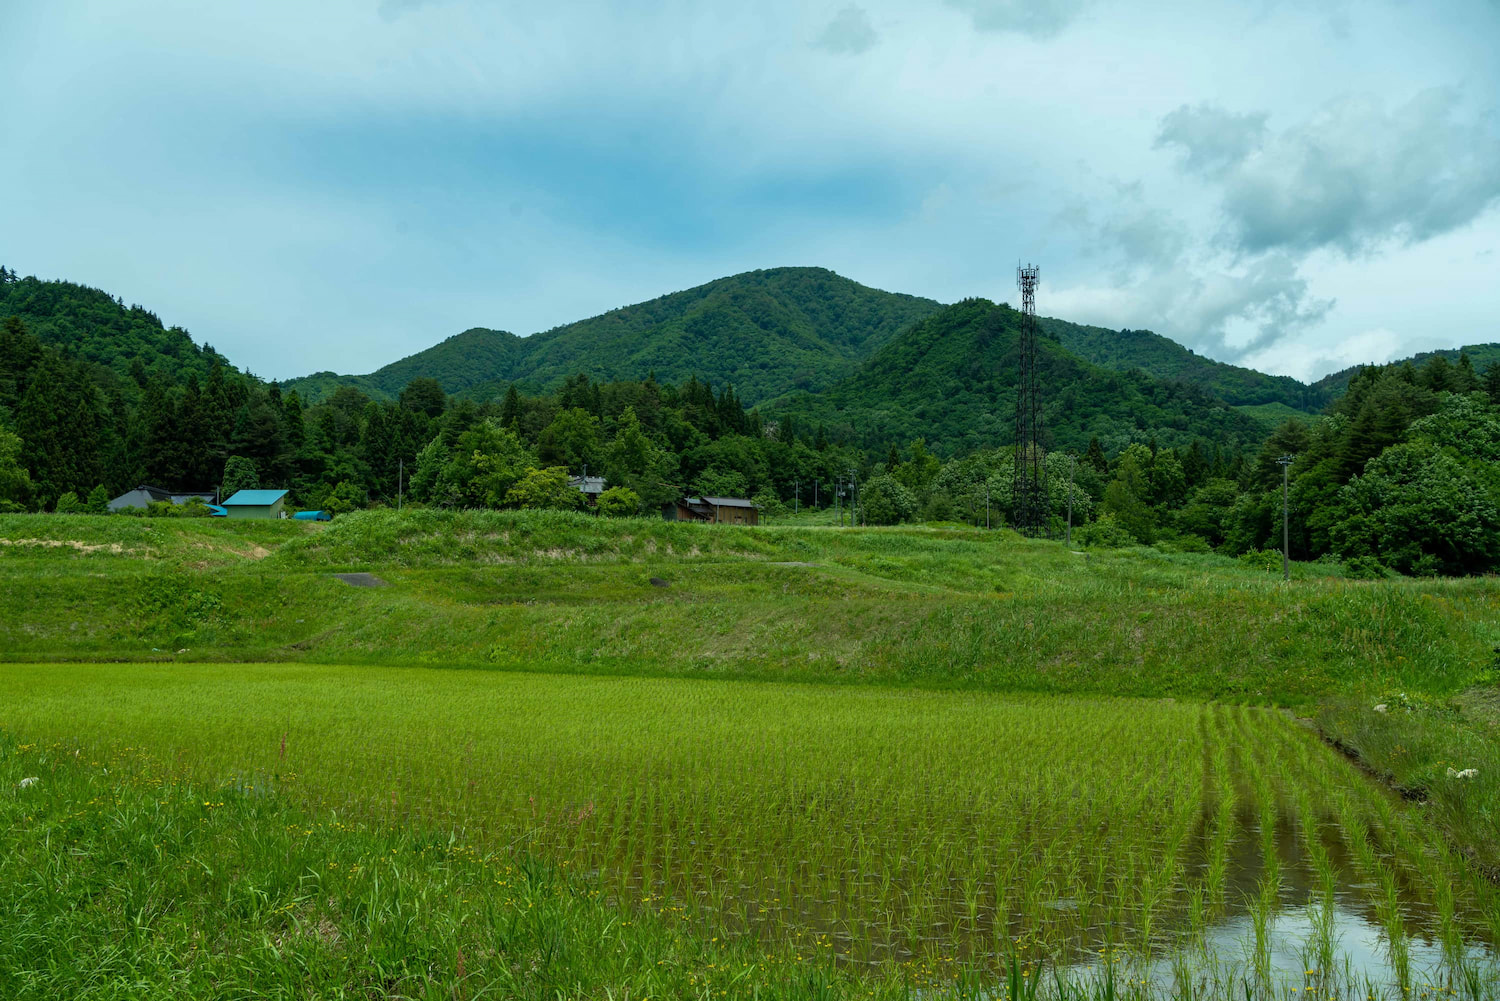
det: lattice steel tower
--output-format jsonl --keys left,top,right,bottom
{"left": 1012, "top": 263, "right": 1048, "bottom": 536}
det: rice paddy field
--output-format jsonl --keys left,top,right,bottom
{"left": 3, "top": 510, "right": 1500, "bottom": 999}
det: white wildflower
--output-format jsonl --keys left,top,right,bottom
{"left": 1447, "top": 767, "right": 1478, "bottom": 780}
{"left": 18, "top": 776, "right": 39, "bottom": 789}
{"left": 1373, "top": 704, "right": 1388, "bottom": 713}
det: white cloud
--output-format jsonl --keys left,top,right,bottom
{"left": 1164, "top": 89, "right": 1500, "bottom": 257}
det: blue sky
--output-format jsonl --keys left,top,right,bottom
{"left": 2, "top": 0, "right": 1498, "bottom": 382}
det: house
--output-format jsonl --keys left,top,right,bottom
{"left": 569, "top": 475, "right": 606, "bottom": 505}
{"left": 662, "top": 496, "right": 759, "bottom": 526}
{"left": 221, "top": 489, "right": 290, "bottom": 519}
{"left": 107, "top": 485, "right": 216, "bottom": 512}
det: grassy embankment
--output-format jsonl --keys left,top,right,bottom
{"left": 3, "top": 510, "right": 1498, "bottom": 996}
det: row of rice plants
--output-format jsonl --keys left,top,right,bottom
{"left": 1, "top": 662, "right": 1495, "bottom": 991}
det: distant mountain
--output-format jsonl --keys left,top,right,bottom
{"left": 1041, "top": 318, "right": 1327, "bottom": 412}
{"left": 1312, "top": 343, "right": 1500, "bottom": 397}
{"left": 289, "top": 326, "right": 525, "bottom": 403}
{"left": 765, "top": 299, "right": 1268, "bottom": 454}
{"left": 283, "top": 267, "right": 943, "bottom": 406}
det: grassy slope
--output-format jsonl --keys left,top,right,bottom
{"left": 4, "top": 510, "right": 1500, "bottom": 993}
{"left": 4, "top": 510, "right": 1494, "bottom": 703}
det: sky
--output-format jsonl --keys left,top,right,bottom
{"left": 2, "top": 0, "right": 1498, "bottom": 383}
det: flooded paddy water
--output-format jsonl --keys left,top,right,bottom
{"left": 2, "top": 665, "right": 1496, "bottom": 996}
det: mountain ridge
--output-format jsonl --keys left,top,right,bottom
{"left": 277, "top": 266, "right": 1354, "bottom": 417}
{"left": 282, "top": 267, "right": 943, "bottom": 407}
{"left": 762, "top": 298, "right": 1269, "bottom": 454}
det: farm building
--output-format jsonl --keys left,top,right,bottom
{"left": 107, "top": 485, "right": 216, "bottom": 512}
{"left": 221, "top": 488, "right": 289, "bottom": 519}
{"left": 663, "top": 496, "right": 759, "bottom": 526}
{"left": 569, "top": 475, "right": 606, "bottom": 505}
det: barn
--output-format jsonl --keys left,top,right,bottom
{"left": 662, "top": 496, "right": 759, "bottom": 526}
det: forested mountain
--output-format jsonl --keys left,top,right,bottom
{"left": 0, "top": 268, "right": 237, "bottom": 393}
{"left": 287, "top": 327, "right": 524, "bottom": 404}
{"left": 766, "top": 299, "right": 1268, "bottom": 455}
{"left": 1312, "top": 343, "right": 1500, "bottom": 398}
{"left": 282, "top": 268, "right": 941, "bottom": 407}
{"left": 1042, "top": 318, "right": 1327, "bottom": 411}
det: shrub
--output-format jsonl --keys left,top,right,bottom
{"left": 323, "top": 480, "right": 367, "bottom": 516}
{"left": 858, "top": 474, "right": 916, "bottom": 525}
{"left": 921, "top": 491, "right": 956, "bottom": 523}
{"left": 1157, "top": 533, "right": 1211, "bottom": 554}
{"left": 596, "top": 486, "right": 641, "bottom": 518}
{"left": 506, "top": 467, "right": 584, "bottom": 511}
{"left": 1239, "top": 548, "right": 1283, "bottom": 574}
{"left": 751, "top": 488, "right": 784, "bottom": 521}
{"left": 53, "top": 491, "right": 83, "bottom": 514}
{"left": 1072, "top": 513, "right": 1136, "bottom": 548}
{"left": 1343, "top": 555, "right": 1391, "bottom": 579}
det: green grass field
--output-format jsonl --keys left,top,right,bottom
{"left": 3, "top": 510, "right": 1499, "bottom": 998}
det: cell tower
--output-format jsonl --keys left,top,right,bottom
{"left": 1012, "top": 263, "right": 1048, "bottom": 537}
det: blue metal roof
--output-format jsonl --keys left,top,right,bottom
{"left": 222, "top": 489, "right": 289, "bottom": 506}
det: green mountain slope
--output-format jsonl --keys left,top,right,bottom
{"left": 283, "top": 267, "right": 942, "bottom": 406}
{"left": 767, "top": 299, "right": 1267, "bottom": 454}
{"left": 289, "top": 326, "right": 525, "bottom": 402}
{"left": 0, "top": 270, "right": 235, "bottom": 392}
{"left": 1313, "top": 343, "right": 1500, "bottom": 397}
{"left": 1041, "top": 318, "right": 1326, "bottom": 412}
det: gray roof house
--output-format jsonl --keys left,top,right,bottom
{"left": 569, "top": 475, "right": 607, "bottom": 504}
{"left": 108, "top": 485, "right": 216, "bottom": 512}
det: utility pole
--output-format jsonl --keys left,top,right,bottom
{"left": 398, "top": 457, "right": 403, "bottom": 512}
{"left": 835, "top": 479, "right": 842, "bottom": 526}
{"left": 985, "top": 481, "right": 990, "bottom": 529}
{"left": 1278, "top": 455, "right": 1295, "bottom": 581}
{"left": 1066, "top": 454, "right": 1075, "bottom": 546}
{"left": 847, "top": 468, "right": 858, "bottom": 527}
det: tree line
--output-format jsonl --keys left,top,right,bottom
{"left": 5, "top": 298, "right": 1500, "bottom": 576}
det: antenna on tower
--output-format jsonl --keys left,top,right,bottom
{"left": 1012, "top": 263, "right": 1047, "bottom": 537}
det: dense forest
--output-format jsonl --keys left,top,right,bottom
{"left": 5, "top": 263, "right": 1500, "bottom": 577}
{"left": 284, "top": 268, "right": 943, "bottom": 407}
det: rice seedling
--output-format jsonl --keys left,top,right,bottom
{"left": 1, "top": 661, "right": 1495, "bottom": 996}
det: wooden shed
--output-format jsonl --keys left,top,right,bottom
{"left": 662, "top": 496, "right": 759, "bottom": 526}
{"left": 221, "top": 489, "right": 289, "bottom": 519}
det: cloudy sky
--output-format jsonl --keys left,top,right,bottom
{"left": 2, "top": 0, "right": 1498, "bottom": 383}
